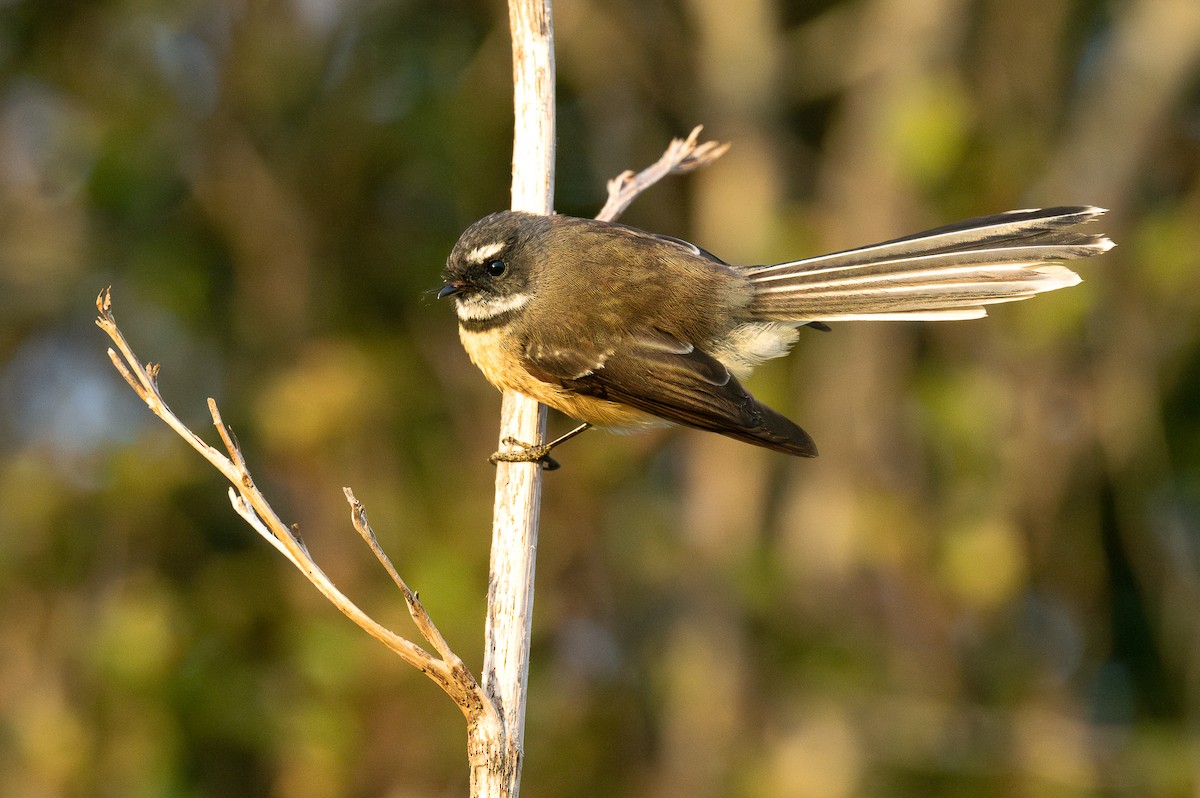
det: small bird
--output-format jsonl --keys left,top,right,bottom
{"left": 439, "top": 207, "right": 1112, "bottom": 465}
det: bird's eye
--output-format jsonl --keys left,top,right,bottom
{"left": 485, "top": 258, "right": 508, "bottom": 277}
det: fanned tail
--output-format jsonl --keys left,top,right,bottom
{"left": 746, "top": 206, "right": 1113, "bottom": 322}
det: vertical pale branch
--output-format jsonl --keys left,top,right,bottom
{"left": 476, "top": 0, "right": 555, "bottom": 795}
{"left": 508, "top": 0, "right": 556, "bottom": 215}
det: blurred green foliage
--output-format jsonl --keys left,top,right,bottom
{"left": 1, "top": 0, "right": 1198, "bottom": 795}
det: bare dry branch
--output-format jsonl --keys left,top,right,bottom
{"left": 475, "top": 2, "right": 557, "bottom": 795}
{"left": 344, "top": 488, "right": 465, "bottom": 668}
{"left": 96, "top": 288, "right": 498, "bottom": 724}
{"left": 596, "top": 125, "right": 730, "bottom": 223}
{"left": 476, "top": 111, "right": 730, "bottom": 793}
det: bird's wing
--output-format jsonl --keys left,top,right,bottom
{"left": 643, "top": 231, "right": 728, "bottom": 264}
{"left": 523, "top": 330, "right": 817, "bottom": 457}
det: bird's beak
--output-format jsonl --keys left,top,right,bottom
{"left": 437, "top": 282, "right": 463, "bottom": 299}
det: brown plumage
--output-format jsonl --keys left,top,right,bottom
{"left": 440, "top": 207, "right": 1112, "bottom": 458}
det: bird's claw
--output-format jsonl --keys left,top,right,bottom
{"left": 488, "top": 438, "right": 561, "bottom": 471}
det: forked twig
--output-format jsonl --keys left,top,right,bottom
{"left": 95, "top": 287, "right": 497, "bottom": 721}
{"left": 596, "top": 125, "right": 730, "bottom": 223}
{"left": 345, "top": 488, "right": 463, "bottom": 666}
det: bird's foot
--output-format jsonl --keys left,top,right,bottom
{"left": 486, "top": 423, "right": 593, "bottom": 471}
{"left": 489, "top": 438, "right": 561, "bottom": 471}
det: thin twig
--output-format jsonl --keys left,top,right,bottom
{"left": 96, "top": 287, "right": 497, "bottom": 722}
{"left": 596, "top": 125, "right": 730, "bottom": 223}
{"left": 344, "top": 487, "right": 464, "bottom": 666}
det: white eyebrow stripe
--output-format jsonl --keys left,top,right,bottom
{"left": 455, "top": 291, "right": 532, "bottom": 320}
{"left": 465, "top": 241, "right": 506, "bottom": 264}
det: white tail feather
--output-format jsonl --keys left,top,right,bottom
{"left": 746, "top": 206, "right": 1111, "bottom": 323}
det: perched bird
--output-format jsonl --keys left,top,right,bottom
{"left": 439, "top": 206, "right": 1112, "bottom": 464}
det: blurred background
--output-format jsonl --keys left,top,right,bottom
{"left": 2, "top": 0, "right": 1198, "bottom": 795}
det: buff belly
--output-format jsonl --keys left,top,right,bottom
{"left": 459, "top": 326, "right": 657, "bottom": 427}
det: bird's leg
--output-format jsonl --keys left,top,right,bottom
{"left": 488, "top": 423, "right": 593, "bottom": 471}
